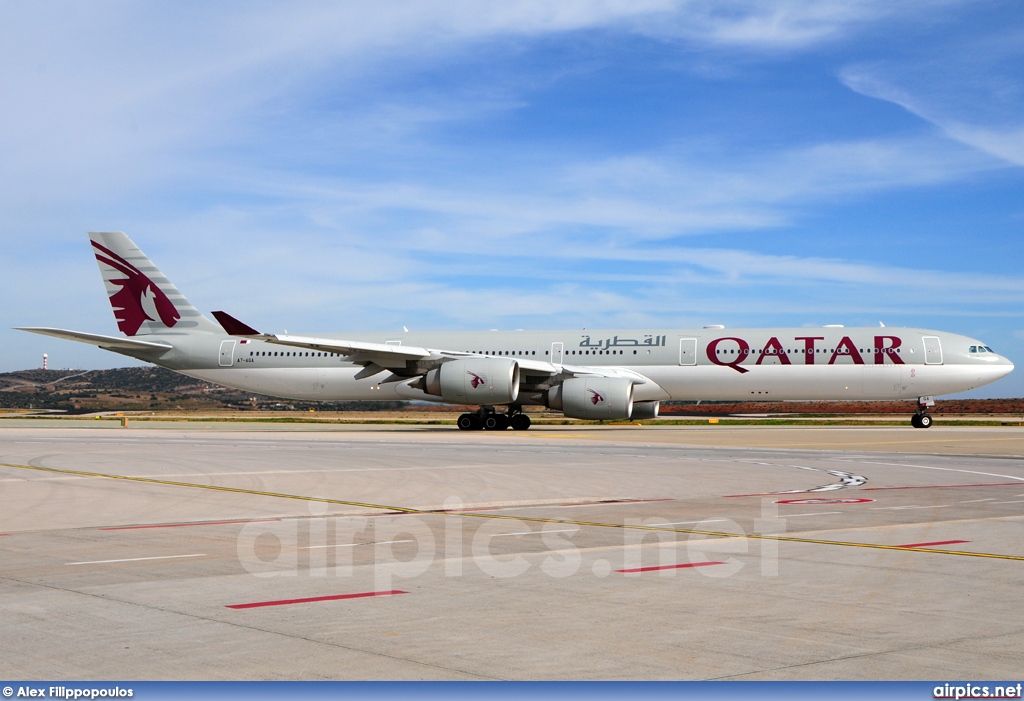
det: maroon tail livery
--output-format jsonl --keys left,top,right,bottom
{"left": 90, "top": 238, "right": 180, "bottom": 336}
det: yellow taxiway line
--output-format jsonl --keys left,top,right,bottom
{"left": 2, "top": 461, "right": 1022, "bottom": 562}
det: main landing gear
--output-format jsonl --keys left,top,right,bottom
{"left": 911, "top": 396, "right": 934, "bottom": 429}
{"left": 457, "top": 406, "right": 532, "bottom": 431}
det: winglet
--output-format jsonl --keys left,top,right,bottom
{"left": 212, "top": 311, "right": 261, "bottom": 336}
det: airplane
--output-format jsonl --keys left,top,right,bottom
{"left": 18, "top": 232, "right": 1014, "bottom": 430}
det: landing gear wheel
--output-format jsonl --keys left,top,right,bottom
{"left": 918, "top": 413, "right": 932, "bottom": 429}
{"left": 510, "top": 414, "right": 532, "bottom": 431}
{"left": 483, "top": 414, "right": 509, "bottom": 430}
{"left": 458, "top": 413, "right": 482, "bottom": 430}
{"left": 910, "top": 414, "right": 922, "bottom": 428}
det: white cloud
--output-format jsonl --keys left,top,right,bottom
{"left": 0, "top": 1, "right": 954, "bottom": 204}
{"left": 939, "top": 124, "right": 1024, "bottom": 167}
{"left": 2, "top": 0, "right": 1020, "bottom": 387}
{"left": 649, "top": 0, "right": 904, "bottom": 48}
{"left": 841, "top": 32, "right": 1024, "bottom": 167}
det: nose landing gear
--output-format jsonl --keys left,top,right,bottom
{"left": 911, "top": 396, "right": 934, "bottom": 428}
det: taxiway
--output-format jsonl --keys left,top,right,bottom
{"left": 1, "top": 424, "right": 1023, "bottom": 680}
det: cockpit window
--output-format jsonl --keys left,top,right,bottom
{"left": 970, "top": 345, "right": 997, "bottom": 354}
{"left": 969, "top": 346, "right": 978, "bottom": 353}
{"left": 985, "top": 346, "right": 995, "bottom": 353}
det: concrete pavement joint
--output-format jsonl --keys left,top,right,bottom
{"left": 0, "top": 572, "right": 498, "bottom": 680}
{"left": 3, "top": 461, "right": 1023, "bottom": 562}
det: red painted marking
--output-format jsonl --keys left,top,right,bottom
{"left": 226, "top": 590, "right": 407, "bottom": 609}
{"left": 435, "top": 498, "right": 676, "bottom": 514}
{"left": 616, "top": 561, "right": 726, "bottom": 574}
{"left": 896, "top": 540, "right": 971, "bottom": 549}
{"left": 776, "top": 498, "right": 873, "bottom": 505}
{"left": 726, "top": 490, "right": 841, "bottom": 498}
{"left": 726, "top": 492, "right": 795, "bottom": 498}
{"left": 862, "top": 483, "right": 1021, "bottom": 491}
{"left": 101, "top": 518, "right": 281, "bottom": 531}
{"left": 560, "top": 498, "right": 675, "bottom": 508}
{"left": 432, "top": 506, "right": 500, "bottom": 513}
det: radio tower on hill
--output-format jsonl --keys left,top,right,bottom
{"left": 42, "top": 353, "right": 48, "bottom": 370}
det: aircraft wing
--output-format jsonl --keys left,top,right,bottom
{"left": 211, "top": 311, "right": 654, "bottom": 385}
{"left": 212, "top": 310, "right": 433, "bottom": 367}
{"left": 556, "top": 363, "right": 650, "bottom": 384}
{"left": 16, "top": 327, "right": 173, "bottom": 351}
{"left": 264, "top": 334, "right": 432, "bottom": 362}
{"left": 407, "top": 352, "right": 650, "bottom": 383}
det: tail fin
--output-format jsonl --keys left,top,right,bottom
{"left": 89, "top": 231, "right": 220, "bottom": 336}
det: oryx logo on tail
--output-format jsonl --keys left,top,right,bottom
{"left": 91, "top": 241, "right": 180, "bottom": 335}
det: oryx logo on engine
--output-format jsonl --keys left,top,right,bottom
{"left": 468, "top": 371, "right": 488, "bottom": 389}
{"left": 588, "top": 389, "right": 605, "bottom": 405}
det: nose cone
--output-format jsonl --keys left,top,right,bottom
{"left": 980, "top": 352, "right": 1015, "bottom": 382}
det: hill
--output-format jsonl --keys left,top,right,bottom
{"left": 0, "top": 367, "right": 405, "bottom": 413}
{"left": 1, "top": 367, "right": 1020, "bottom": 415}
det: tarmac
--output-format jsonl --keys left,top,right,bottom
{"left": 1, "top": 422, "right": 1023, "bottom": 680}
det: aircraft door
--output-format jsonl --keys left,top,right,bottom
{"left": 218, "top": 340, "right": 236, "bottom": 367}
{"left": 923, "top": 336, "right": 943, "bottom": 364}
{"left": 678, "top": 338, "right": 697, "bottom": 366}
{"left": 550, "top": 342, "right": 563, "bottom": 365}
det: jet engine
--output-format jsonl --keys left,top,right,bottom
{"left": 630, "top": 401, "right": 660, "bottom": 420}
{"left": 422, "top": 358, "right": 520, "bottom": 405}
{"left": 547, "top": 377, "right": 634, "bottom": 420}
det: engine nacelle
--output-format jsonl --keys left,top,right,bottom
{"left": 631, "top": 401, "right": 659, "bottom": 420}
{"left": 548, "top": 377, "right": 633, "bottom": 420}
{"left": 423, "top": 358, "right": 520, "bottom": 405}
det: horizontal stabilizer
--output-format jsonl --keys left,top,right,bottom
{"left": 16, "top": 327, "right": 173, "bottom": 351}
{"left": 212, "top": 311, "right": 261, "bottom": 336}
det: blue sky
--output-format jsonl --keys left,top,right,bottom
{"left": 2, "top": 1, "right": 1023, "bottom": 397}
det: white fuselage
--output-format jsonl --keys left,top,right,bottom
{"left": 165, "top": 326, "right": 1013, "bottom": 404}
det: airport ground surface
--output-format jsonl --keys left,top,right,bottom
{"left": 1, "top": 422, "right": 1023, "bottom": 680}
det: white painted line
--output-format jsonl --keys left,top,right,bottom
{"left": 961, "top": 498, "right": 996, "bottom": 503}
{"left": 784, "top": 511, "right": 842, "bottom": 518}
{"left": 989, "top": 500, "right": 1024, "bottom": 505}
{"left": 854, "top": 460, "right": 1024, "bottom": 483}
{"left": 492, "top": 529, "right": 578, "bottom": 537}
{"left": 303, "top": 539, "right": 413, "bottom": 549}
{"left": 67, "top": 554, "right": 206, "bottom": 566}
